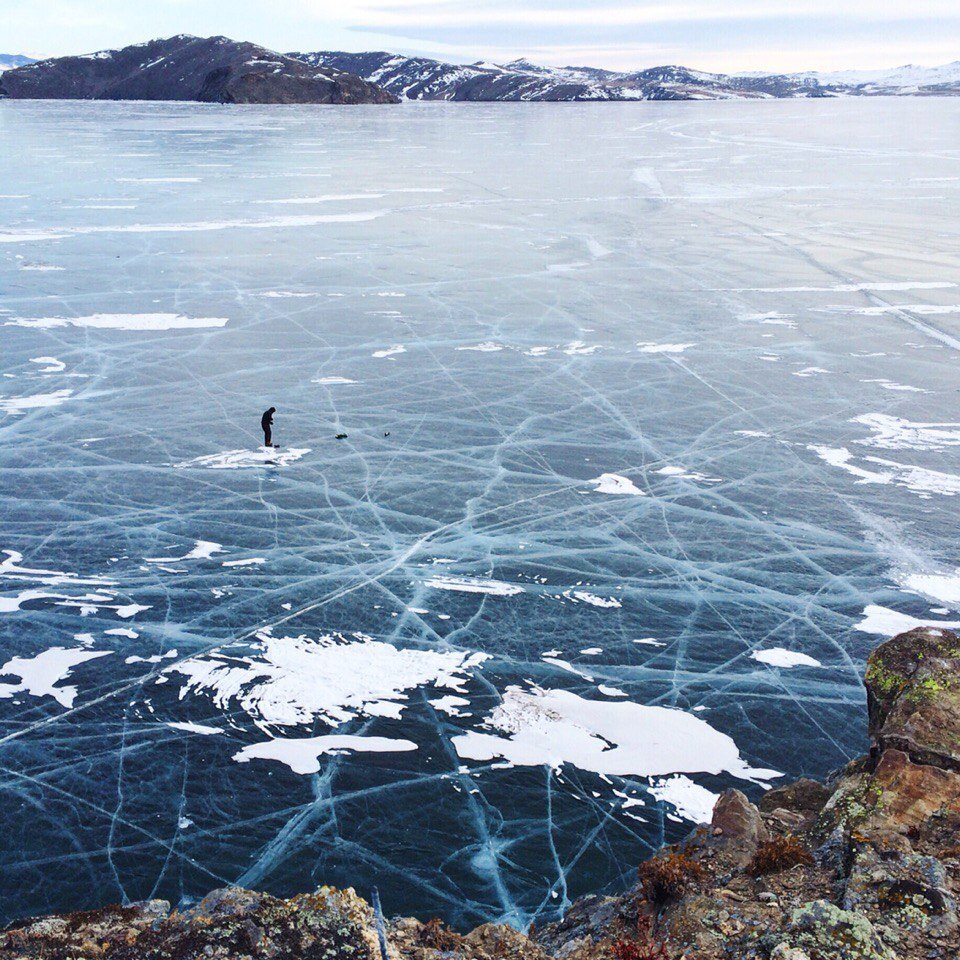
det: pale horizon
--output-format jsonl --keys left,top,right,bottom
{"left": 4, "top": 0, "right": 959, "bottom": 75}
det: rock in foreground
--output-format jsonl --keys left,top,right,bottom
{"left": 0, "top": 35, "right": 397, "bottom": 104}
{"left": 3, "top": 627, "right": 959, "bottom": 959}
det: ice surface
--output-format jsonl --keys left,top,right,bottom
{"left": 2, "top": 97, "right": 960, "bottom": 930}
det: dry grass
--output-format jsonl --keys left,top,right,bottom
{"left": 611, "top": 915, "right": 668, "bottom": 960}
{"left": 747, "top": 835, "right": 814, "bottom": 876}
{"left": 418, "top": 917, "right": 465, "bottom": 952}
{"left": 637, "top": 852, "right": 707, "bottom": 905}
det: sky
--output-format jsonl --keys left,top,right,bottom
{"left": 3, "top": 0, "right": 959, "bottom": 73}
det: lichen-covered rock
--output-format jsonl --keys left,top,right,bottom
{"left": 778, "top": 900, "right": 897, "bottom": 960}
{"left": 112, "top": 886, "right": 378, "bottom": 960}
{"left": 532, "top": 895, "right": 621, "bottom": 960}
{"left": 0, "top": 886, "right": 382, "bottom": 960}
{"left": 816, "top": 747, "right": 960, "bottom": 858}
{"left": 463, "top": 923, "right": 553, "bottom": 960}
{"left": 865, "top": 626, "right": 960, "bottom": 771}
{"left": 844, "top": 842, "right": 957, "bottom": 949}
{"left": 770, "top": 943, "right": 810, "bottom": 960}
{"left": 769, "top": 946, "right": 811, "bottom": 960}
{"left": 0, "top": 900, "right": 169, "bottom": 959}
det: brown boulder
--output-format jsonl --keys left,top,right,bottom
{"left": 759, "top": 778, "right": 831, "bottom": 817}
{"left": 864, "top": 749, "right": 960, "bottom": 835}
{"left": 710, "top": 789, "right": 767, "bottom": 859}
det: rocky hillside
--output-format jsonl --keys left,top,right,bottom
{"left": 0, "top": 36, "right": 397, "bottom": 104}
{"left": 290, "top": 52, "right": 960, "bottom": 101}
{"left": 3, "top": 625, "right": 958, "bottom": 959}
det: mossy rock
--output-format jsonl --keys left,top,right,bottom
{"left": 865, "top": 627, "right": 960, "bottom": 771}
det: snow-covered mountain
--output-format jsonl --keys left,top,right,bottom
{"left": 291, "top": 51, "right": 960, "bottom": 101}
{"left": 791, "top": 61, "right": 960, "bottom": 94}
{"left": 0, "top": 55, "right": 35, "bottom": 74}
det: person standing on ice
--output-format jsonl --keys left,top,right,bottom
{"left": 261, "top": 407, "right": 276, "bottom": 448}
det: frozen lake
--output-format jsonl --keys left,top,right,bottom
{"left": 2, "top": 97, "right": 960, "bottom": 927}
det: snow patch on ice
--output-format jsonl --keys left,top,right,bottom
{"left": 146, "top": 540, "right": 223, "bottom": 563}
{"left": 0, "top": 212, "right": 386, "bottom": 244}
{"left": 636, "top": 342, "right": 695, "bottom": 353}
{"left": 902, "top": 570, "right": 960, "bottom": 606}
{"left": 0, "top": 646, "right": 111, "bottom": 708}
{"left": 810, "top": 446, "right": 960, "bottom": 498}
{"left": 166, "top": 721, "right": 224, "bottom": 735}
{"left": 452, "top": 685, "right": 780, "bottom": 783}
{"left": 744, "top": 281, "right": 956, "bottom": 293}
{"left": 430, "top": 695, "right": 471, "bottom": 716}
{"left": 0, "top": 390, "right": 74, "bottom": 414}
{"left": 648, "top": 775, "right": 719, "bottom": 824}
{"left": 175, "top": 448, "right": 309, "bottom": 470}
{"left": 29, "top": 357, "right": 66, "bottom": 373}
{"left": 234, "top": 734, "right": 417, "bottom": 775}
{"left": 8, "top": 314, "right": 228, "bottom": 331}
{"left": 564, "top": 591, "right": 622, "bottom": 609}
{"left": 656, "top": 466, "right": 722, "bottom": 483}
{"left": 563, "top": 341, "right": 600, "bottom": 355}
{"left": 853, "top": 414, "right": 960, "bottom": 451}
{"left": 372, "top": 345, "right": 406, "bottom": 358}
{"left": 855, "top": 605, "right": 960, "bottom": 636}
{"left": 751, "top": 648, "right": 823, "bottom": 668}
{"left": 424, "top": 575, "right": 525, "bottom": 597}
{"left": 170, "top": 632, "right": 488, "bottom": 731}
{"left": 589, "top": 474, "right": 645, "bottom": 496}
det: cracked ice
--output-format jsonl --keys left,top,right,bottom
{"left": 2, "top": 98, "right": 960, "bottom": 932}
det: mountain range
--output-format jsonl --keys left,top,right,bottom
{"left": 294, "top": 50, "right": 960, "bottom": 101}
{"left": 2, "top": 37, "right": 960, "bottom": 103}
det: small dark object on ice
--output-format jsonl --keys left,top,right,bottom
{"left": 384, "top": 432, "right": 390, "bottom": 437}
{"left": 336, "top": 433, "right": 348, "bottom": 440}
